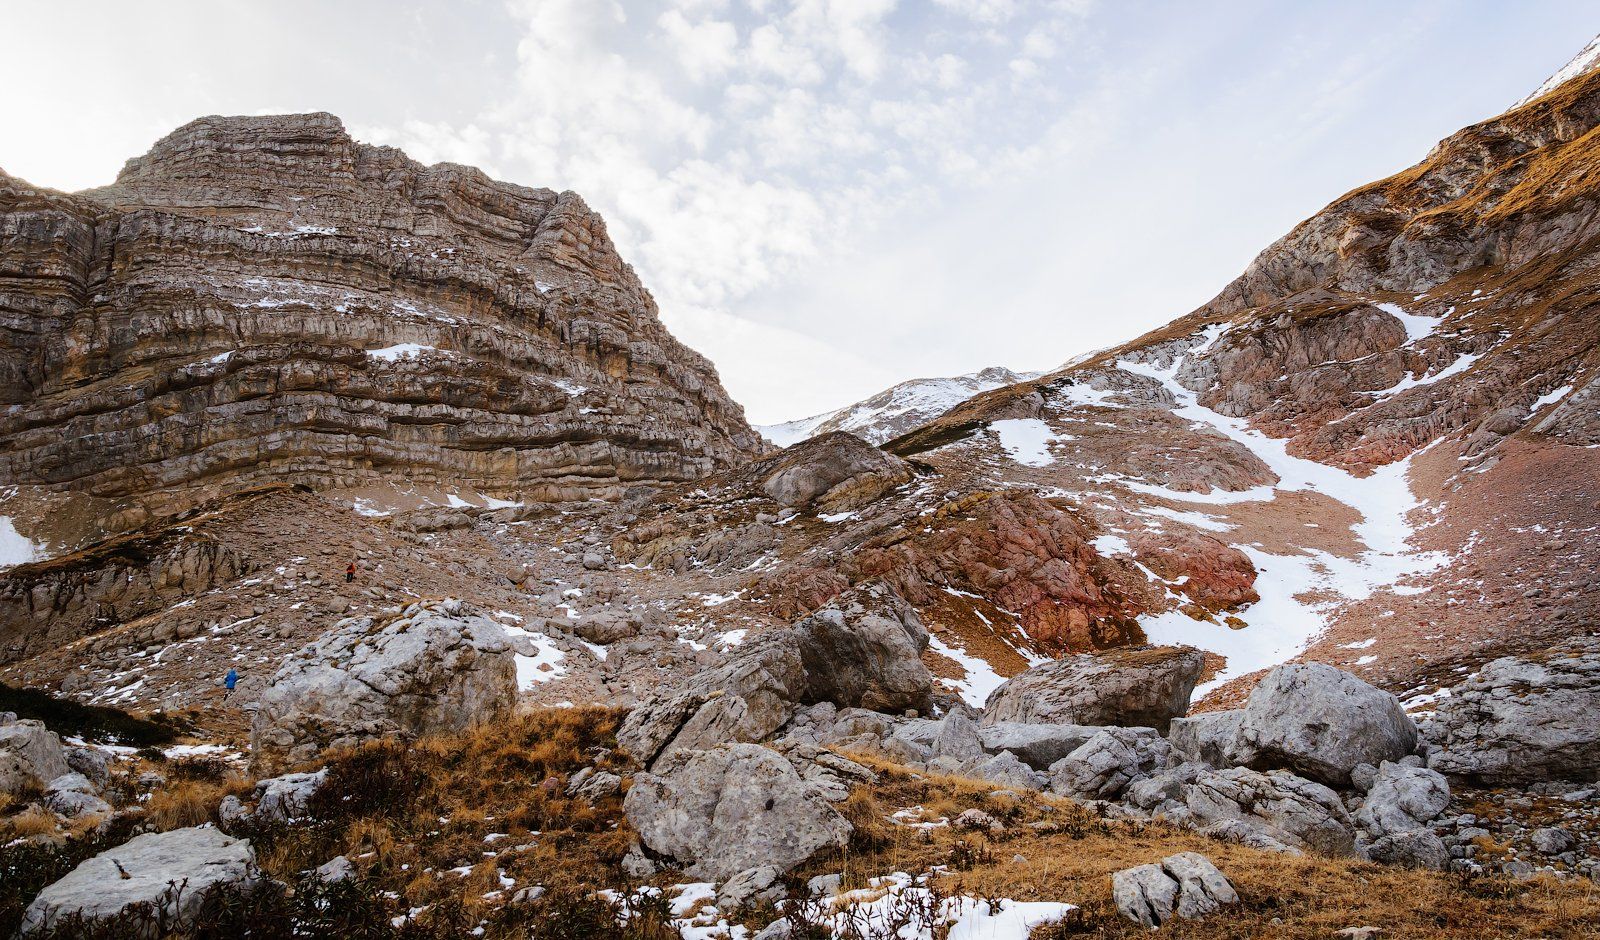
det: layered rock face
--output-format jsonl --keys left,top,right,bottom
{"left": 0, "top": 113, "right": 763, "bottom": 544}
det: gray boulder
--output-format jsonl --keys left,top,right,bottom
{"left": 1234, "top": 663, "right": 1417, "bottom": 787}
{"left": 977, "top": 722, "right": 1100, "bottom": 770}
{"left": 63, "top": 747, "right": 112, "bottom": 787}
{"left": 20, "top": 827, "right": 259, "bottom": 935}
{"left": 1366, "top": 829, "right": 1449, "bottom": 869}
{"left": 1112, "top": 864, "right": 1178, "bottom": 928}
{"left": 759, "top": 432, "right": 912, "bottom": 512}
{"left": 1184, "top": 767, "right": 1357, "bottom": 856}
{"left": 43, "top": 774, "right": 111, "bottom": 819}
{"left": 0, "top": 719, "right": 72, "bottom": 794}
{"left": 791, "top": 581, "right": 932, "bottom": 714}
{"left": 623, "top": 743, "right": 851, "bottom": 881}
{"left": 1424, "top": 636, "right": 1600, "bottom": 784}
{"left": 1355, "top": 761, "right": 1450, "bottom": 838}
{"left": 1168, "top": 710, "right": 1244, "bottom": 767}
{"left": 1048, "top": 728, "right": 1171, "bottom": 800}
{"left": 250, "top": 600, "right": 518, "bottom": 771}
{"left": 618, "top": 582, "right": 930, "bottom": 769}
{"left": 255, "top": 769, "right": 327, "bottom": 822}
{"left": 981, "top": 646, "right": 1204, "bottom": 730}
{"left": 1112, "top": 852, "right": 1237, "bottom": 927}
{"left": 968, "top": 751, "right": 1046, "bottom": 791}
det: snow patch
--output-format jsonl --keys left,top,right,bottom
{"left": 990, "top": 418, "right": 1061, "bottom": 467}
{"left": 927, "top": 635, "right": 1007, "bottom": 708}
{"left": 367, "top": 343, "right": 436, "bottom": 361}
{"left": 0, "top": 516, "right": 38, "bottom": 569}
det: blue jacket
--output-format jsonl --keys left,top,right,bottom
{"left": 225, "top": 668, "right": 238, "bottom": 690}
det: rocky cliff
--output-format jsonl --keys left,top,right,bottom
{"left": 0, "top": 113, "right": 764, "bottom": 553}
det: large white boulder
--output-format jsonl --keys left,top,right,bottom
{"left": 250, "top": 599, "right": 517, "bottom": 771}
{"left": 981, "top": 646, "right": 1204, "bottom": 730}
{"left": 623, "top": 743, "right": 851, "bottom": 881}
{"left": 0, "top": 718, "right": 73, "bottom": 794}
{"left": 1233, "top": 663, "right": 1417, "bottom": 787}
{"left": 20, "top": 827, "right": 258, "bottom": 935}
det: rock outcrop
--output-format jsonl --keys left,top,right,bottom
{"left": 0, "top": 112, "right": 764, "bottom": 547}
{"left": 1424, "top": 636, "right": 1600, "bottom": 783}
{"left": 250, "top": 599, "right": 516, "bottom": 770}
{"left": 981, "top": 646, "right": 1204, "bottom": 730}
{"left": 20, "top": 827, "right": 259, "bottom": 935}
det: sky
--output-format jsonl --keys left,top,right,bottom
{"left": 2, "top": 2, "right": 1594, "bottom": 424}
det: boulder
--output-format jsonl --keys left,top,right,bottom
{"left": 1111, "top": 852, "right": 1238, "bottom": 928}
{"left": 1354, "top": 761, "right": 1450, "bottom": 838}
{"left": 617, "top": 635, "right": 807, "bottom": 767}
{"left": 0, "top": 719, "right": 73, "bottom": 794}
{"left": 43, "top": 774, "right": 111, "bottom": 819}
{"left": 623, "top": 743, "right": 851, "bottom": 881}
{"left": 1183, "top": 767, "right": 1357, "bottom": 856}
{"left": 255, "top": 769, "right": 327, "bottom": 822}
{"left": 1168, "top": 710, "right": 1244, "bottom": 768}
{"left": 930, "top": 709, "right": 985, "bottom": 763}
{"left": 618, "top": 582, "right": 930, "bottom": 768}
{"left": 968, "top": 751, "right": 1046, "bottom": 791}
{"left": 1366, "top": 829, "right": 1449, "bottom": 869}
{"left": 1424, "top": 636, "right": 1600, "bottom": 784}
{"left": 19, "top": 827, "right": 259, "bottom": 935}
{"left": 1048, "top": 728, "right": 1171, "bottom": 800}
{"left": 1111, "top": 864, "right": 1179, "bottom": 928}
{"left": 775, "top": 742, "right": 877, "bottom": 803}
{"left": 759, "top": 432, "right": 912, "bottom": 512}
{"left": 64, "top": 747, "right": 111, "bottom": 787}
{"left": 1233, "top": 663, "right": 1417, "bottom": 787}
{"left": 791, "top": 582, "right": 932, "bottom": 713}
{"left": 981, "top": 646, "right": 1204, "bottom": 730}
{"left": 977, "top": 722, "right": 1101, "bottom": 770}
{"left": 250, "top": 600, "right": 517, "bottom": 771}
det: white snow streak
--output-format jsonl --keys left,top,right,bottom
{"left": 990, "top": 418, "right": 1061, "bottom": 467}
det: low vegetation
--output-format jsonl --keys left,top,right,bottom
{"left": 5, "top": 709, "right": 1598, "bottom": 937}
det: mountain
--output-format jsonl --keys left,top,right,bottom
{"left": 0, "top": 113, "right": 764, "bottom": 559}
{"left": 5, "top": 36, "right": 1600, "bottom": 937}
{"left": 889, "top": 51, "right": 1600, "bottom": 705}
{"left": 758, "top": 366, "right": 1038, "bottom": 447}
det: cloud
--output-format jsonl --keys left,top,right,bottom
{"left": 354, "top": 0, "right": 1096, "bottom": 419}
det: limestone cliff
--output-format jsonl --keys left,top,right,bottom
{"left": 0, "top": 113, "right": 764, "bottom": 547}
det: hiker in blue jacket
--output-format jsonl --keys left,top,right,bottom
{"left": 224, "top": 667, "right": 238, "bottom": 702}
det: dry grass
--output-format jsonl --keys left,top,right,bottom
{"left": 4, "top": 805, "right": 61, "bottom": 839}
{"left": 796, "top": 756, "right": 1600, "bottom": 939}
{"left": 227, "top": 706, "right": 635, "bottom": 928}
{"left": 146, "top": 779, "right": 228, "bottom": 830}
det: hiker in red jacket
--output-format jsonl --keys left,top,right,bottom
{"left": 345, "top": 561, "right": 356, "bottom": 583}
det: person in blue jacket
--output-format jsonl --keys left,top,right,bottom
{"left": 224, "top": 667, "right": 238, "bottom": 702}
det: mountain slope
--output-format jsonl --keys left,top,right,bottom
{"left": 758, "top": 366, "right": 1038, "bottom": 447}
{"left": 884, "top": 58, "right": 1600, "bottom": 704}
{"left": 0, "top": 113, "right": 765, "bottom": 559}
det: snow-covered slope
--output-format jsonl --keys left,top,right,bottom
{"left": 759, "top": 366, "right": 1038, "bottom": 447}
{"left": 1515, "top": 32, "right": 1600, "bottom": 106}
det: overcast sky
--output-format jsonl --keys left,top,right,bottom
{"left": 3, "top": 2, "right": 1594, "bottom": 423}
